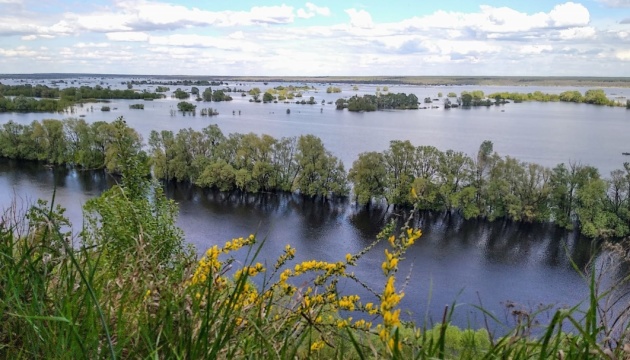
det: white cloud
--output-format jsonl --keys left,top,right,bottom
{"left": 0, "top": 46, "right": 38, "bottom": 57}
{"left": 393, "top": 2, "right": 589, "bottom": 37}
{"left": 519, "top": 45, "right": 553, "bottom": 54}
{"left": 75, "top": 42, "right": 110, "bottom": 48}
{"left": 148, "top": 34, "right": 263, "bottom": 52}
{"left": 548, "top": 2, "right": 590, "bottom": 27}
{"left": 558, "top": 26, "right": 596, "bottom": 40}
{"left": 598, "top": 0, "right": 630, "bottom": 7}
{"left": 345, "top": 9, "right": 373, "bottom": 29}
{"left": 106, "top": 31, "right": 150, "bottom": 42}
{"left": 297, "top": 2, "right": 330, "bottom": 19}
{"left": 228, "top": 31, "right": 245, "bottom": 40}
{"left": 21, "top": 34, "right": 37, "bottom": 40}
{"left": 617, "top": 50, "right": 630, "bottom": 60}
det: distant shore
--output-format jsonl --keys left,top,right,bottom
{"left": 2, "top": 73, "right": 630, "bottom": 88}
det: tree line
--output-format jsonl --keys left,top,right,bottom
{"left": 0, "top": 84, "right": 164, "bottom": 113}
{"left": 487, "top": 89, "right": 622, "bottom": 106}
{"left": 348, "top": 141, "right": 630, "bottom": 238}
{"left": 335, "top": 93, "right": 419, "bottom": 111}
{"left": 0, "top": 117, "right": 628, "bottom": 239}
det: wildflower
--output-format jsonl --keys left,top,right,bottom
{"left": 388, "top": 235, "right": 396, "bottom": 247}
{"left": 310, "top": 341, "right": 325, "bottom": 351}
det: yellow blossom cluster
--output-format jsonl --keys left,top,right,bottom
{"left": 364, "top": 302, "right": 378, "bottom": 315}
{"left": 189, "top": 245, "right": 222, "bottom": 286}
{"left": 377, "top": 226, "right": 422, "bottom": 353}
{"left": 222, "top": 234, "right": 256, "bottom": 253}
{"left": 234, "top": 262, "right": 265, "bottom": 279}
{"left": 381, "top": 249, "right": 399, "bottom": 274}
{"left": 294, "top": 260, "right": 345, "bottom": 276}
{"left": 310, "top": 340, "right": 325, "bottom": 351}
{"left": 189, "top": 234, "right": 257, "bottom": 288}
{"left": 274, "top": 245, "right": 296, "bottom": 269}
{"left": 337, "top": 295, "right": 360, "bottom": 311}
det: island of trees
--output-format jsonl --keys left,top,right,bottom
{"left": 335, "top": 93, "right": 419, "bottom": 111}
{"left": 0, "top": 117, "right": 629, "bottom": 239}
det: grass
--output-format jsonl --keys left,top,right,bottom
{"left": 1, "top": 180, "right": 630, "bottom": 359}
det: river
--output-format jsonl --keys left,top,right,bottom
{"left": 0, "top": 76, "right": 628, "bottom": 329}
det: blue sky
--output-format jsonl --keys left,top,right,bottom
{"left": 0, "top": 0, "right": 629, "bottom": 76}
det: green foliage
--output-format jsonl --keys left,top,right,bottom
{"left": 177, "top": 101, "right": 196, "bottom": 112}
{"left": 341, "top": 93, "right": 419, "bottom": 112}
{"left": 293, "top": 135, "right": 349, "bottom": 198}
{"left": 173, "top": 89, "right": 190, "bottom": 99}
{"left": 487, "top": 89, "right": 617, "bottom": 106}
{"left": 348, "top": 152, "right": 387, "bottom": 205}
{"left": 129, "top": 103, "right": 144, "bottom": 109}
{"left": 2, "top": 117, "right": 630, "bottom": 238}
{"left": 202, "top": 87, "right": 213, "bottom": 101}
{"left": 0, "top": 95, "right": 71, "bottom": 112}
{"left": 212, "top": 90, "right": 233, "bottom": 102}
{"left": 262, "top": 92, "right": 274, "bottom": 103}
{"left": 326, "top": 86, "right": 342, "bottom": 93}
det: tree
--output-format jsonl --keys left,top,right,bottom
{"left": 263, "top": 92, "right": 274, "bottom": 103}
{"left": 177, "top": 101, "right": 196, "bottom": 112}
{"left": 461, "top": 93, "right": 473, "bottom": 107}
{"left": 293, "top": 135, "right": 348, "bottom": 198}
{"left": 383, "top": 140, "right": 415, "bottom": 206}
{"left": 348, "top": 152, "right": 386, "bottom": 206}
{"left": 83, "top": 146, "right": 184, "bottom": 268}
{"left": 202, "top": 87, "right": 212, "bottom": 101}
{"left": 174, "top": 89, "right": 189, "bottom": 99}
{"left": 212, "top": 90, "right": 232, "bottom": 102}
{"left": 584, "top": 89, "right": 610, "bottom": 105}
{"left": 102, "top": 117, "right": 146, "bottom": 175}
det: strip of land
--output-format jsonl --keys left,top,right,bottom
{"left": 2, "top": 74, "right": 630, "bottom": 87}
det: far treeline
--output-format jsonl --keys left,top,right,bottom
{"left": 0, "top": 84, "right": 163, "bottom": 112}
{"left": 1, "top": 117, "right": 630, "bottom": 240}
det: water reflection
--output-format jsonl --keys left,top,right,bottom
{"left": 0, "top": 159, "right": 603, "bottom": 328}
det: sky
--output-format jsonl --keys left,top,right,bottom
{"left": 0, "top": 0, "right": 629, "bottom": 76}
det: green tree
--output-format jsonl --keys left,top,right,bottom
{"left": 383, "top": 140, "right": 415, "bottom": 206}
{"left": 202, "top": 87, "right": 213, "bottom": 101}
{"left": 177, "top": 101, "right": 196, "bottom": 112}
{"left": 348, "top": 152, "right": 386, "bottom": 206}
{"left": 103, "top": 117, "right": 146, "bottom": 174}
{"left": 263, "top": 92, "right": 274, "bottom": 103}
{"left": 584, "top": 89, "right": 610, "bottom": 105}
{"left": 293, "top": 135, "right": 348, "bottom": 198}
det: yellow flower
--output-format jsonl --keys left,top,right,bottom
{"left": 310, "top": 341, "right": 325, "bottom": 351}
{"left": 345, "top": 253, "right": 352, "bottom": 262}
